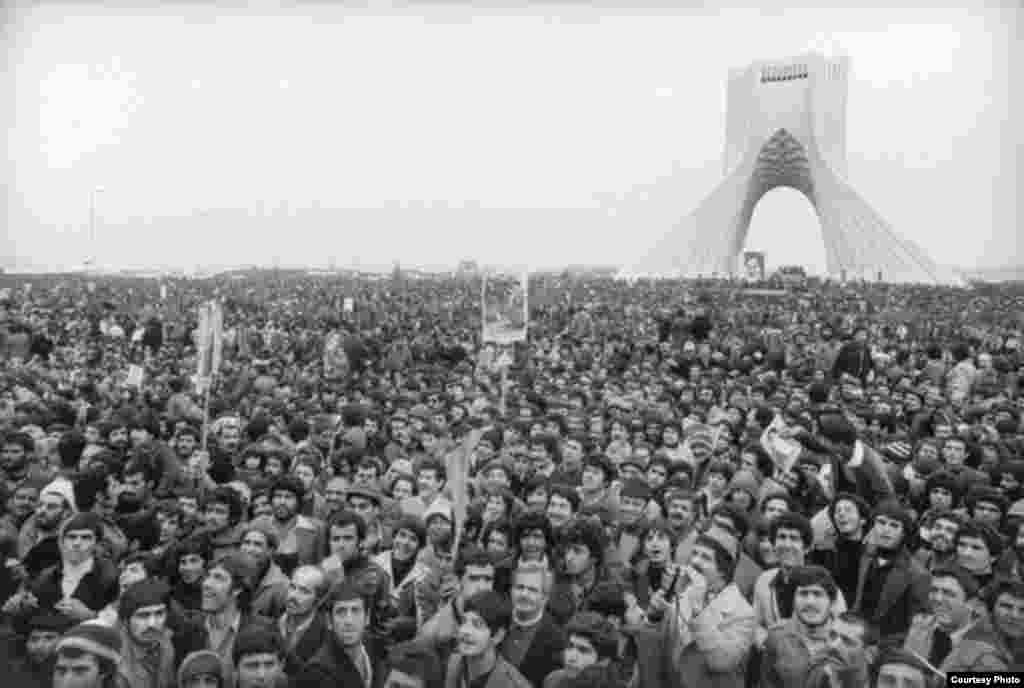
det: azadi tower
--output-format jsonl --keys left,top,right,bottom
{"left": 620, "top": 53, "right": 954, "bottom": 284}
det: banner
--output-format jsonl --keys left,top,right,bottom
{"left": 196, "top": 300, "right": 223, "bottom": 379}
{"left": 482, "top": 272, "right": 528, "bottom": 344}
{"left": 126, "top": 364, "right": 145, "bottom": 388}
{"left": 323, "top": 331, "right": 350, "bottom": 378}
{"left": 743, "top": 251, "right": 765, "bottom": 281}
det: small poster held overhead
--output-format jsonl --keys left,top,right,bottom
{"left": 323, "top": 331, "right": 350, "bottom": 378}
{"left": 482, "top": 272, "right": 528, "bottom": 344}
{"left": 196, "top": 300, "right": 224, "bottom": 380}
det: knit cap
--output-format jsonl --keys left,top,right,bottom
{"left": 232, "top": 620, "right": 285, "bottom": 666}
{"left": 178, "top": 650, "right": 227, "bottom": 688}
{"left": 56, "top": 621, "right": 122, "bottom": 664}
{"left": 60, "top": 511, "right": 103, "bottom": 539}
{"left": 118, "top": 579, "right": 170, "bottom": 621}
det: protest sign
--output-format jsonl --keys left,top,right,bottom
{"left": 482, "top": 272, "right": 528, "bottom": 344}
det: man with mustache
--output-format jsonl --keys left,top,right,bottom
{"left": 914, "top": 510, "right": 961, "bottom": 574}
{"left": 753, "top": 514, "right": 847, "bottom": 647}
{"left": 903, "top": 565, "right": 1008, "bottom": 672}
{"left": 760, "top": 565, "right": 841, "bottom": 688}
{"left": 116, "top": 579, "right": 176, "bottom": 688}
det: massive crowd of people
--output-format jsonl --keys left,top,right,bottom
{"left": 0, "top": 269, "right": 1023, "bottom": 688}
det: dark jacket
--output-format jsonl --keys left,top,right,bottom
{"left": 852, "top": 549, "right": 931, "bottom": 648}
{"left": 293, "top": 634, "right": 382, "bottom": 688}
{"left": 29, "top": 556, "right": 119, "bottom": 623}
{"left": 282, "top": 612, "right": 331, "bottom": 676}
{"left": 445, "top": 653, "right": 532, "bottom": 688}
{"left": 498, "top": 612, "right": 566, "bottom": 688}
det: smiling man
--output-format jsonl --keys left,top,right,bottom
{"left": 278, "top": 565, "right": 330, "bottom": 674}
{"left": 754, "top": 513, "right": 846, "bottom": 645}
{"left": 761, "top": 566, "right": 840, "bottom": 688}
{"left": 903, "top": 565, "right": 1008, "bottom": 672}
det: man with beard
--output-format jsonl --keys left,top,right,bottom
{"left": 116, "top": 579, "right": 176, "bottom": 688}
{"left": 248, "top": 475, "right": 325, "bottom": 575}
{"left": 760, "top": 566, "right": 841, "bottom": 688}
{"left": 903, "top": 565, "right": 1007, "bottom": 672}
{"left": 16, "top": 478, "right": 74, "bottom": 572}
{"left": 754, "top": 514, "right": 847, "bottom": 646}
{"left": 914, "top": 510, "right": 961, "bottom": 574}
{"left": 851, "top": 501, "right": 930, "bottom": 649}
{"left": 0, "top": 480, "right": 40, "bottom": 543}
{"left": 1, "top": 432, "right": 35, "bottom": 492}
{"left": 239, "top": 523, "right": 289, "bottom": 619}
{"left": 197, "top": 487, "right": 248, "bottom": 563}
{"left": 104, "top": 421, "right": 131, "bottom": 458}
{"left": 665, "top": 489, "right": 701, "bottom": 565}
{"left": 278, "top": 565, "right": 331, "bottom": 675}
{"left": 804, "top": 612, "right": 874, "bottom": 688}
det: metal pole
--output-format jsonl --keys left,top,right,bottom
{"left": 88, "top": 191, "right": 95, "bottom": 269}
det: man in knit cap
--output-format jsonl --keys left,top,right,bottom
{"left": 53, "top": 621, "right": 123, "bottom": 688}
{"left": 178, "top": 650, "right": 227, "bottom": 688}
{"left": 18, "top": 512, "right": 119, "bottom": 626}
{"left": 10, "top": 611, "right": 74, "bottom": 688}
{"left": 116, "top": 578, "right": 175, "bottom": 688}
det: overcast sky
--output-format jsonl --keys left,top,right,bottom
{"left": 3, "top": 1, "right": 1021, "bottom": 273}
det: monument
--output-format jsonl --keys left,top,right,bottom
{"left": 620, "top": 53, "right": 952, "bottom": 284}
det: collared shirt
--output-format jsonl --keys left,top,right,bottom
{"left": 205, "top": 611, "right": 242, "bottom": 664}
{"left": 352, "top": 644, "right": 373, "bottom": 688}
{"left": 61, "top": 557, "right": 95, "bottom": 600}
{"left": 280, "top": 612, "right": 315, "bottom": 652}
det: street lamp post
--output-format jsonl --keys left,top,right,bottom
{"left": 88, "top": 186, "right": 105, "bottom": 271}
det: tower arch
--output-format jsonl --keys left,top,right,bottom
{"left": 620, "top": 53, "right": 953, "bottom": 284}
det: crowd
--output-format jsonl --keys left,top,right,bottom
{"left": 0, "top": 269, "right": 1023, "bottom": 688}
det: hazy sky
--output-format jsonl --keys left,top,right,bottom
{"left": 3, "top": 1, "right": 1021, "bottom": 273}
